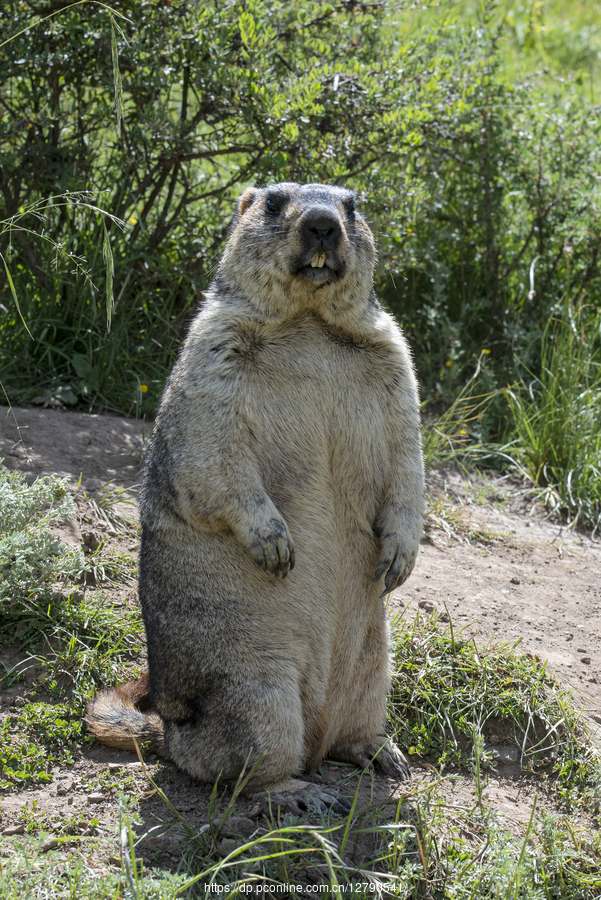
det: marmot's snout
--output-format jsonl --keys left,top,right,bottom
{"left": 302, "top": 207, "right": 342, "bottom": 253}
{"left": 297, "top": 204, "right": 346, "bottom": 279}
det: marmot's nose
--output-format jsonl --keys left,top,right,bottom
{"left": 301, "top": 208, "right": 342, "bottom": 249}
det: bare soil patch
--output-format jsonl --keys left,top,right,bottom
{"left": 0, "top": 404, "right": 599, "bottom": 880}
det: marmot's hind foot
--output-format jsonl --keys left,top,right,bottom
{"left": 328, "top": 737, "right": 411, "bottom": 781}
{"left": 254, "top": 779, "right": 351, "bottom": 817}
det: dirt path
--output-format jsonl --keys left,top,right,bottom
{"left": 1, "top": 404, "right": 599, "bottom": 876}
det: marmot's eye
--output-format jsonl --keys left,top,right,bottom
{"left": 265, "top": 198, "right": 279, "bottom": 213}
{"left": 345, "top": 198, "right": 355, "bottom": 216}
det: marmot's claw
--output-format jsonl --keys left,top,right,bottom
{"left": 257, "top": 784, "right": 350, "bottom": 817}
{"left": 249, "top": 519, "right": 295, "bottom": 579}
{"left": 296, "top": 785, "right": 350, "bottom": 816}
{"left": 374, "top": 541, "right": 416, "bottom": 595}
{"left": 375, "top": 742, "right": 412, "bottom": 780}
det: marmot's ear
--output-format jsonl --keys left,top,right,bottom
{"left": 237, "top": 187, "right": 258, "bottom": 218}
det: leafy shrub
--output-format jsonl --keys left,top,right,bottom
{"left": 2, "top": 1, "right": 600, "bottom": 419}
{"left": 0, "top": 467, "right": 86, "bottom": 605}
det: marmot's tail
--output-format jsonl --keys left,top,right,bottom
{"left": 85, "top": 671, "right": 166, "bottom": 756}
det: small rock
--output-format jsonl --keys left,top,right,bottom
{"left": 144, "top": 834, "right": 174, "bottom": 853}
{"left": 510, "top": 576, "right": 520, "bottom": 585}
{"left": 245, "top": 804, "right": 262, "bottom": 819}
{"left": 581, "top": 657, "right": 591, "bottom": 665}
{"left": 439, "top": 612, "right": 450, "bottom": 622}
{"left": 576, "top": 648, "right": 587, "bottom": 653}
{"left": 217, "top": 838, "right": 239, "bottom": 857}
{"left": 418, "top": 600, "right": 435, "bottom": 613}
{"left": 225, "top": 816, "right": 256, "bottom": 839}
{"left": 108, "top": 763, "right": 123, "bottom": 771}
{"left": 40, "top": 838, "right": 61, "bottom": 852}
{"left": 87, "top": 793, "right": 104, "bottom": 804}
{"left": 82, "top": 531, "right": 101, "bottom": 551}
{"left": 565, "top": 634, "right": 573, "bottom": 641}
{"left": 57, "top": 780, "right": 73, "bottom": 795}
{"left": 592, "top": 714, "right": 601, "bottom": 725}
{"left": 2, "top": 824, "right": 25, "bottom": 836}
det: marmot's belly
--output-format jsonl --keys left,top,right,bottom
{"left": 144, "top": 499, "right": 383, "bottom": 675}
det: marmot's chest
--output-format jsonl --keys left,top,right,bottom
{"left": 227, "top": 322, "right": 395, "bottom": 508}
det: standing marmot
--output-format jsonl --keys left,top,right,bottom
{"left": 86, "top": 182, "right": 424, "bottom": 812}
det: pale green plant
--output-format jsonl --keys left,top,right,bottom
{"left": 0, "top": 466, "right": 87, "bottom": 604}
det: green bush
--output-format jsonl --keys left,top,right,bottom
{"left": 0, "top": 467, "right": 86, "bottom": 604}
{"left": 2, "top": 1, "right": 601, "bottom": 419}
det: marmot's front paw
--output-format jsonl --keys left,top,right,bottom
{"left": 249, "top": 517, "right": 295, "bottom": 578}
{"left": 374, "top": 535, "right": 417, "bottom": 594}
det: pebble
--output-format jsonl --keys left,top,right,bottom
{"left": 581, "top": 657, "right": 591, "bottom": 665}
{"left": 217, "top": 838, "right": 238, "bottom": 857}
{"left": 225, "top": 816, "right": 256, "bottom": 838}
{"left": 144, "top": 834, "right": 174, "bottom": 853}
{"left": 510, "top": 577, "right": 520, "bottom": 585}
{"left": 490, "top": 746, "right": 519, "bottom": 763}
{"left": 576, "top": 648, "right": 587, "bottom": 653}
{"left": 418, "top": 600, "right": 435, "bottom": 613}
{"left": 40, "top": 838, "right": 61, "bottom": 852}
{"left": 87, "top": 793, "right": 104, "bottom": 804}
{"left": 2, "top": 824, "right": 25, "bottom": 836}
{"left": 82, "top": 531, "right": 101, "bottom": 551}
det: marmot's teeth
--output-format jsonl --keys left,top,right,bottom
{"left": 318, "top": 253, "right": 326, "bottom": 268}
{"left": 310, "top": 252, "right": 327, "bottom": 269}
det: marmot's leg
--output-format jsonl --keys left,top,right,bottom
{"left": 161, "top": 675, "right": 351, "bottom": 813}
{"left": 326, "top": 604, "right": 411, "bottom": 780}
{"left": 159, "top": 672, "right": 305, "bottom": 791}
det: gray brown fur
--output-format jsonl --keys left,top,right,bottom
{"left": 86, "top": 182, "right": 424, "bottom": 797}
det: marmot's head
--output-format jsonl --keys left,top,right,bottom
{"left": 215, "top": 183, "right": 377, "bottom": 328}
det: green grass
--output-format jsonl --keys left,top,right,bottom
{"left": 0, "top": 466, "right": 601, "bottom": 895}
{"left": 505, "top": 301, "right": 601, "bottom": 530}
{"left": 1, "top": 774, "right": 600, "bottom": 897}
{"left": 390, "top": 610, "right": 601, "bottom": 813}
{"left": 0, "top": 466, "right": 143, "bottom": 788}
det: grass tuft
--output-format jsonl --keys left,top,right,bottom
{"left": 506, "top": 300, "right": 601, "bottom": 531}
{"left": 389, "top": 610, "right": 601, "bottom": 812}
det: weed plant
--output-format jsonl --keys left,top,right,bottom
{"left": 0, "top": 465, "right": 143, "bottom": 788}
{"left": 389, "top": 611, "right": 601, "bottom": 813}
{"left": 0, "top": 467, "right": 86, "bottom": 605}
{"left": 506, "top": 300, "right": 601, "bottom": 531}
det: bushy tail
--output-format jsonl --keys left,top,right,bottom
{"left": 85, "top": 671, "right": 166, "bottom": 756}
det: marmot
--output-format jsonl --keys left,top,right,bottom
{"left": 86, "top": 182, "right": 425, "bottom": 813}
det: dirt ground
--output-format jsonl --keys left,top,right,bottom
{"left": 1, "top": 404, "right": 599, "bottom": 876}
